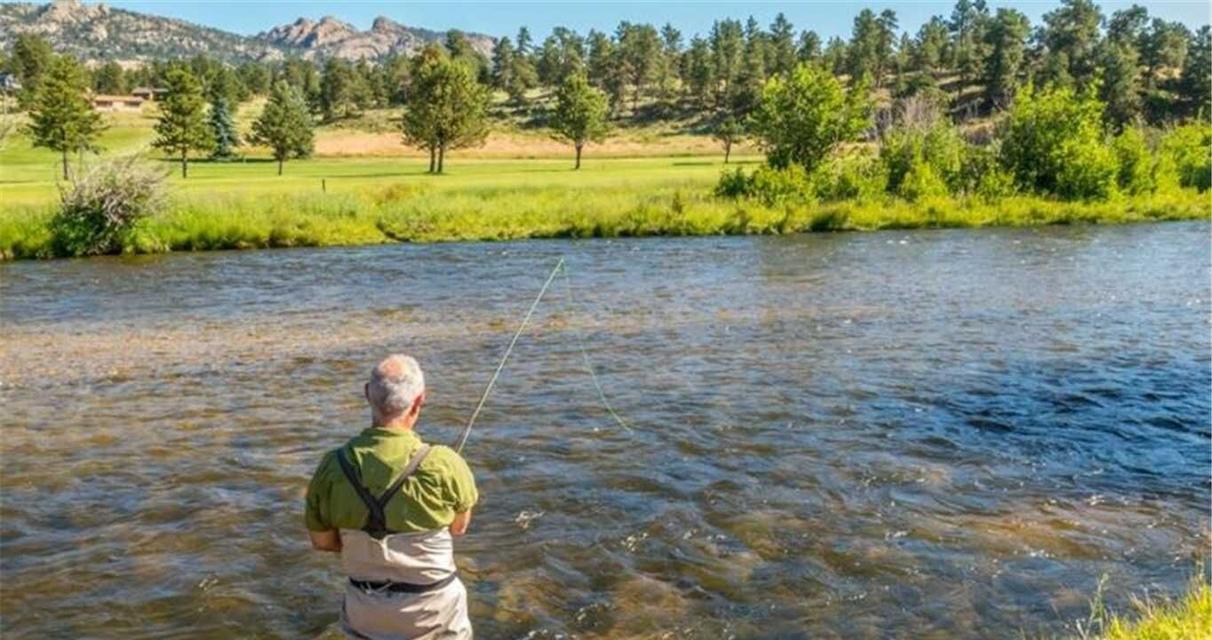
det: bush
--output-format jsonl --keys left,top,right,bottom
{"left": 1056, "top": 137, "right": 1119, "bottom": 201}
{"left": 1160, "top": 123, "right": 1212, "bottom": 192}
{"left": 1000, "top": 84, "right": 1115, "bottom": 200}
{"left": 959, "top": 143, "right": 1017, "bottom": 201}
{"left": 1111, "top": 126, "right": 1157, "bottom": 195}
{"left": 880, "top": 97, "right": 966, "bottom": 197}
{"left": 713, "top": 165, "right": 813, "bottom": 206}
{"left": 812, "top": 152, "right": 888, "bottom": 202}
{"left": 897, "top": 162, "right": 950, "bottom": 201}
{"left": 50, "top": 155, "right": 166, "bottom": 256}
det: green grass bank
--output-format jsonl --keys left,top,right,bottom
{"left": 2, "top": 153, "right": 1209, "bottom": 260}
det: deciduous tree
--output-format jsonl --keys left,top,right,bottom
{"left": 550, "top": 71, "right": 609, "bottom": 169}
{"left": 749, "top": 63, "right": 871, "bottom": 172}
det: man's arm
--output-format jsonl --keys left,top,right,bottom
{"left": 309, "top": 529, "right": 343, "bottom": 552}
{"left": 305, "top": 452, "right": 342, "bottom": 552}
{"left": 450, "top": 510, "right": 472, "bottom": 536}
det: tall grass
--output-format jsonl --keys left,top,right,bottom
{"left": 1, "top": 179, "right": 1207, "bottom": 259}
{"left": 1074, "top": 573, "right": 1211, "bottom": 640}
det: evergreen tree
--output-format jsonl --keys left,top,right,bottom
{"left": 251, "top": 80, "right": 314, "bottom": 175}
{"left": 1041, "top": 0, "right": 1104, "bottom": 89}
{"left": 25, "top": 55, "right": 105, "bottom": 179}
{"left": 822, "top": 37, "right": 848, "bottom": 75}
{"left": 683, "top": 36, "right": 715, "bottom": 109}
{"left": 950, "top": 0, "right": 991, "bottom": 90}
{"left": 319, "top": 58, "right": 362, "bottom": 121}
{"left": 586, "top": 30, "right": 623, "bottom": 112}
{"left": 208, "top": 95, "right": 240, "bottom": 161}
{"left": 516, "top": 27, "right": 534, "bottom": 57}
{"left": 913, "top": 17, "right": 950, "bottom": 74}
{"left": 153, "top": 67, "right": 212, "bottom": 178}
{"left": 1178, "top": 26, "right": 1211, "bottom": 119}
{"left": 12, "top": 34, "right": 55, "bottom": 107}
{"left": 797, "top": 31, "right": 822, "bottom": 63}
{"left": 617, "top": 22, "right": 662, "bottom": 112}
{"left": 709, "top": 19, "right": 745, "bottom": 109}
{"left": 1099, "top": 39, "right": 1143, "bottom": 128}
{"left": 491, "top": 36, "right": 518, "bottom": 96}
{"left": 769, "top": 14, "right": 798, "bottom": 76}
{"left": 1141, "top": 19, "right": 1189, "bottom": 85}
{"left": 658, "top": 23, "right": 683, "bottom": 102}
{"left": 550, "top": 71, "right": 609, "bottom": 169}
{"left": 93, "top": 61, "right": 127, "bottom": 95}
{"left": 981, "top": 9, "right": 1031, "bottom": 109}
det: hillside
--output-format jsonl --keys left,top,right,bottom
{"left": 0, "top": 0, "right": 494, "bottom": 64}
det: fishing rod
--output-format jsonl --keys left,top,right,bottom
{"left": 454, "top": 257, "right": 565, "bottom": 453}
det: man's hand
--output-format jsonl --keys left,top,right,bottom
{"left": 450, "top": 510, "right": 472, "bottom": 536}
{"left": 309, "top": 529, "right": 342, "bottom": 552}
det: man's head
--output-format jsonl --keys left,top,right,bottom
{"left": 365, "top": 354, "right": 426, "bottom": 429}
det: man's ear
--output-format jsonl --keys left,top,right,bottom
{"left": 410, "top": 392, "right": 425, "bottom": 416}
{"left": 364, "top": 383, "right": 370, "bottom": 402}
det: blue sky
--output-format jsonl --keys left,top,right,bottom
{"left": 104, "top": 1, "right": 1210, "bottom": 40}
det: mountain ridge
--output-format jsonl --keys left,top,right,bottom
{"left": 0, "top": 0, "right": 495, "bottom": 64}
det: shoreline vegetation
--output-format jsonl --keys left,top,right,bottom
{"left": 1, "top": 163, "right": 1208, "bottom": 260}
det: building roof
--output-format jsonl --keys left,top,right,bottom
{"left": 92, "top": 94, "right": 145, "bottom": 103}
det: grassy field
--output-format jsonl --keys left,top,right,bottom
{"left": 1, "top": 108, "right": 1208, "bottom": 259}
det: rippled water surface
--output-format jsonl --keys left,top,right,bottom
{"left": 2, "top": 222, "right": 1209, "bottom": 639}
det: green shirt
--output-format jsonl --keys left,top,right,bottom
{"left": 305, "top": 427, "right": 478, "bottom": 533}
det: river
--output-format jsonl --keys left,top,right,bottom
{"left": 1, "top": 222, "right": 1208, "bottom": 639}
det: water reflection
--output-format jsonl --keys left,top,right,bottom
{"left": 1, "top": 222, "right": 1208, "bottom": 638}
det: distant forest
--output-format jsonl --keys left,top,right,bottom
{"left": 3, "top": 0, "right": 1209, "bottom": 130}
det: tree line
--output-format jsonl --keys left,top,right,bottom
{"left": 4, "top": 0, "right": 1210, "bottom": 178}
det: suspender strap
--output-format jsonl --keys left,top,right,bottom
{"left": 334, "top": 444, "right": 432, "bottom": 540}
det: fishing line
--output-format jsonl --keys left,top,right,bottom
{"left": 454, "top": 256, "right": 633, "bottom": 453}
{"left": 455, "top": 256, "right": 565, "bottom": 454}
{"left": 559, "top": 263, "right": 632, "bottom": 433}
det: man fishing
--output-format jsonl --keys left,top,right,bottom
{"left": 305, "top": 354, "right": 478, "bottom": 639}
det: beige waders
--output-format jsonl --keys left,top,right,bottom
{"left": 334, "top": 445, "right": 473, "bottom": 640}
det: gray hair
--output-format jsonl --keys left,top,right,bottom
{"left": 367, "top": 354, "right": 425, "bottom": 420}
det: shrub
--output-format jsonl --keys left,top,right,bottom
{"left": 1111, "top": 126, "right": 1156, "bottom": 195}
{"left": 713, "top": 165, "right": 813, "bottom": 206}
{"left": 897, "top": 162, "right": 949, "bottom": 201}
{"left": 880, "top": 97, "right": 966, "bottom": 196}
{"left": 959, "top": 143, "right": 1017, "bottom": 201}
{"left": 1160, "top": 123, "right": 1212, "bottom": 192}
{"left": 50, "top": 155, "right": 166, "bottom": 256}
{"left": 1000, "top": 84, "right": 1115, "bottom": 200}
{"left": 714, "top": 167, "right": 752, "bottom": 199}
{"left": 812, "top": 152, "right": 887, "bottom": 202}
{"left": 1056, "top": 137, "right": 1119, "bottom": 201}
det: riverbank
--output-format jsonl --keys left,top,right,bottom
{"left": 1, "top": 155, "right": 1208, "bottom": 259}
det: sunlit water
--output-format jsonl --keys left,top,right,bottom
{"left": 1, "top": 222, "right": 1209, "bottom": 639}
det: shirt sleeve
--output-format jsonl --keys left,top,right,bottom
{"left": 304, "top": 451, "right": 336, "bottom": 532}
{"left": 437, "top": 446, "right": 478, "bottom": 513}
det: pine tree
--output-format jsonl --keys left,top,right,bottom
{"left": 25, "top": 55, "right": 106, "bottom": 179}
{"left": 152, "top": 67, "right": 212, "bottom": 178}
{"left": 208, "top": 95, "right": 240, "bottom": 161}
{"left": 251, "top": 81, "right": 314, "bottom": 175}
{"left": 981, "top": 9, "right": 1031, "bottom": 109}
{"left": 551, "top": 71, "right": 609, "bottom": 169}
